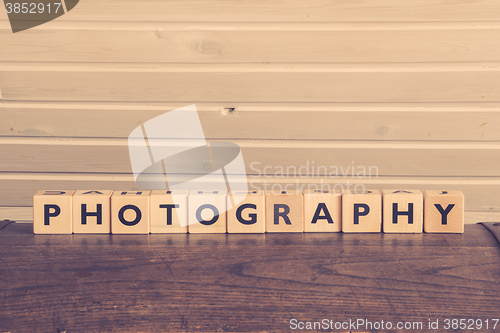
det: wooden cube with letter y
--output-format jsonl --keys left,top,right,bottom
{"left": 342, "top": 189, "right": 381, "bottom": 233}
{"left": 188, "top": 191, "right": 227, "bottom": 233}
{"left": 227, "top": 191, "right": 265, "bottom": 233}
{"left": 424, "top": 190, "right": 464, "bottom": 233}
{"left": 382, "top": 190, "right": 423, "bottom": 233}
{"left": 303, "top": 189, "right": 342, "bottom": 232}
{"left": 111, "top": 191, "right": 150, "bottom": 234}
{"left": 265, "top": 190, "right": 303, "bottom": 233}
{"left": 72, "top": 190, "right": 113, "bottom": 234}
{"left": 33, "top": 190, "right": 75, "bottom": 234}
{"left": 150, "top": 190, "right": 188, "bottom": 233}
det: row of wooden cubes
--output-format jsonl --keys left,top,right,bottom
{"left": 33, "top": 189, "right": 464, "bottom": 234}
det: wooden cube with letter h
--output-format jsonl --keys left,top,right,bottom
{"left": 266, "top": 190, "right": 303, "bottom": 233}
{"left": 72, "top": 190, "right": 113, "bottom": 234}
{"left": 382, "top": 190, "right": 423, "bottom": 233}
{"left": 227, "top": 191, "right": 265, "bottom": 233}
{"left": 111, "top": 191, "right": 150, "bottom": 234}
{"left": 303, "top": 189, "right": 341, "bottom": 232}
{"left": 188, "top": 191, "right": 227, "bottom": 233}
{"left": 342, "top": 189, "right": 381, "bottom": 233}
{"left": 33, "top": 190, "right": 75, "bottom": 234}
{"left": 424, "top": 190, "right": 464, "bottom": 233}
{"left": 150, "top": 190, "right": 188, "bottom": 233}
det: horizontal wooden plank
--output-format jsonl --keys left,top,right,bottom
{"left": 2, "top": 206, "right": 497, "bottom": 224}
{"left": 2, "top": 71, "right": 500, "bottom": 102}
{"left": 1, "top": 138, "right": 499, "bottom": 176}
{"left": 1, "top": 29, "right": 500, "bottom": 63}
{"left": 0, "top": 173, "right": 498, "bottom": 210}
{"left": 2, "top": 0, "right": 499, "bottom": 23}
{"left": 2, "top": 102, "right": 499, "bottom": 141}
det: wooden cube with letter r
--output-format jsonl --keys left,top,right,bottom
{"left": 342, "top": 189, "right": 381, "bottom": 233}
{"left": 265, "top": 190, "right": 303, "bottom": 233}
{"left": 72, "top": 190, "right": 113, "bottom": 234}
{"left": 188, "top": 191, "right": 227, "bottom": 233}
{"left": 33, "top": 190, "right": 74, "bottom": 234}
{"left": 227, "top": 191, "right": 265, "bottom": 233}
{"left": 382, "top": 190, "right": 423, "bottom": 233}
{"left": 303, "top": 189, "right": 341, "bottom": 232}
{"left": 111, "top": 191, "right": 150, "bottom": 234}
{"left": 150, "top": 190, "right": 188, "bottom": 233}
{"left": 424, "top": 190, "right": 464, "bottom": 233}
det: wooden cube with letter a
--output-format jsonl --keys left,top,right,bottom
{"left": 150, "top": 190, "right": 188, "bottom": 233}
{"left": 111, "top": 191, "right": 150, "bottom": 234}
{"left": 342, "top": 189, "right": 381, "bottom": 233}
{"left": 382, "top": 190, "right": 423, "bottom": 233}
{"left": 72, "top": 190, "right": 113, "bottom": 234}
{"left": 424, "top": 190, "right": 464, "bottom": 233}
{"left": 227, "top": 191, "right": 265, "bottom": 233}
{"left": 303, "top": 190, "right": 341, "bottom": 232}
{"left": 188, "top": 191, "right": 227, "bottom": 233}
{"left": 266, "top": 190, "right": 303, "bottom": 233}
{"left": 33, "top": 190, "right": 75, "bottom": 234}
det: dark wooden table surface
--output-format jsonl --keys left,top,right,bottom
{"left": 1, "top": 221, "right": 499, "bottom": 333}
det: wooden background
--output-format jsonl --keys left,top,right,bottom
{"left": 0, "top": 0, "right": 499, "bottom": 223}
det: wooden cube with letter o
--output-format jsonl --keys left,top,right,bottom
{"left": 111, "top": 191, "right": 150, "bottom": 234}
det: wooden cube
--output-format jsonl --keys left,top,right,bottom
{"left": 33, "top": 190, "right": 74, "bottom": 234}
{"left": 150, "top": 190, "right": 188, "bottom": 233}
{"left": 303, "top": 190, "right": 342, "bottom": 232}
{"left": 342, "top": 189, "right": 381, "bottom": 233}
{"left": 227, "top": 191, "right": 265, "bottom": 233}
{"left": 382, "top": 190, "right": 423, "bottom": 233}
{"left": 265, "top": 190, "right": 303, "bottom": 233}
{"left": 188, "top": 191, "right": 227, "bottom": 233}
{"left": 111, "top": 191, "right": 150, "bottom": 234}
{"left": 72, "top": 190, "right": 113, "bottom": 234}
{"left": 424, "top": 190, "right": 464, "bottom": 233}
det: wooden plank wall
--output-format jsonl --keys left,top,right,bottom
{"left": 1, "top": 0, "right": 499, "bottom": 223}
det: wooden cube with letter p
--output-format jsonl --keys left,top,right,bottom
{"left": 188, "top": 191, "right": 227, "bottom": 233}
{"left": 424, "top": 190, "right": 464, "bottom": 233}
{"left": 72, "top": 190, "right": 113, "bottom": 234}
{"left": 111, "top": 191, "right": 150, "bottom": 234}
{"left": 227, "top": 191, "right": 265, "bottom": 233}
{"left": 382, "top": 190, "right": 423, "bottom": 233}
{"left": 150, "top": 190, "right": 188, "bottom": 233}
{"left": 266, "top": 190, "right": 303, "bottom": 233}
{"left": 342, "top": 189, "right": 381, "bottom": 233}
{"left": 303, "top": 189, "right": 341, "bottom": 232}
{"left": 33, "top": 190, "right": 75, "bottom": 234}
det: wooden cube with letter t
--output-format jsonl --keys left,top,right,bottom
{"left": 150, "top": 190, "right": 188, "bottom": 233}
{"left": 265, "top": 190, "right": 303, "bottom": 233}
{"left": 303, "top": 189, "right": 342, "bottom": 232}
{"left": 188, "top": 191, "right": 227, "bottom": 233}
{"left": 72, "top": 190, "right": 113, "bottom": 234}
{"left": 342, "top": 189, "right": 381, "bottom": 233}
{"left": 382, "top": 190, "right": 423, "bottom": 233}
{"left": 33, "top": 190, "right": 75, "bottom": 234}
{"left": 227, "top": 191, "right": 265, "bottom": 233}
{"left": 424, "top": 190, "right": 464, "bottom": 233}
{"left": 111, "top": 191, "right": 150, "bottom": 234}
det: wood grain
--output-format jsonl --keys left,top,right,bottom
{"left": 1, "top": 138, "right": 499, "bottom": 177}
{"left": 1, "top": 29, "right": 500, "bottom": 63}
{"left": 0, "top": 222, "right": 498, "bottom": 332}
{"left": 2, "top": 102, "right": 499, "bottom": 141}
{"left": 2, "top": 0, "right": 500, "bottom": 23}
{"left": 2, "top": 71, "right": 500, "bottom": 102}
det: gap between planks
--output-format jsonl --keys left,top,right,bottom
{"left": 1, "top": 62, "right": 500, "bottom": 73}
{"left": 1, "top": 137, "right": 499, "bottom": 149}
{"left": 2, "top": 101, "right": 500, "bottom": 112}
